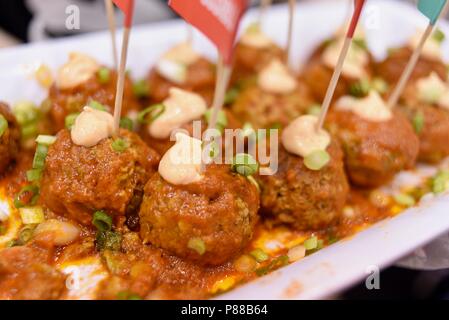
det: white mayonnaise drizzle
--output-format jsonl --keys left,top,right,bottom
{"left": 282, "top": 115, "right": 331, "bottom": 157}
{"left": 57, "top": 52, "right": 100, "bottom": 89}
{"left": 322, "top": 38, "right": 369, "bottom": 79}
{"left": 258, "top": 59, "right": 297, "bottom": 94}
{"left": 158, "top": 132, "right": 203, "bottom": 185}
{"left": 416, "top": 72, "right": 449, "bottom": 109}
{"left": 71, "top": 106, "right": 114, "bottom": 147}
{"left": 156, "top": 43, "right": 200, "bottom": 84}
{"left": 335, "top": 91, "right": 392, "bottom": 122}
{"left": 149, "top": 88, "right": 207, "bottom": 139}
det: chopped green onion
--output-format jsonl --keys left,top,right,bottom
{"left": 89, "top": 100, "right": 107, "bottom": 111}
{"left": 353, "top": 38, "right": 368, "bottom": 50}
{"left": 307, "top": 104, "right": 322, "bottom": 116}
{"left": 117, "top": 291, "right": 142, "bottom": 300}
{"left": 97, "top": 67, "right": 110, "bottom": 84}
{"left": 393, "top": 193, "right": 415, "bottom": 207}
{"left": 119, "top": 117, "right": 134, "bottom": 131}
{"left": 32, "top": 144, "right": 49, "bottom": 170}
{"left": 0, "top": 115, "right": 8, "bottom": 138}
{"left": 14, "top": 185, "right": 39, "bottom": 209}
{"left": 433, "top": 29, "right": 445, "bottom": 43}
{"left": 18, "top": 224, "right": 37, "bottom": 244}
{"left": 35, "top": 135, "right": 56, "bottom": 146}
{"left": 21, "top": 123, "right": 38, "bottom": 140}
{"left": 349, "top": 79, "right": 371, "bottom": 97}
{"left": 250, "top": 248, "right": 269, "bottom": 262}
{"left": 412, "top": 111, "right": 425, "bottom": 134}
{"left": 92, "top": 210, "right": 112, "bottom": 232}
{"left": 432, "top": 170, "right": 449, "bottom": 194}
{"left": 96, "top": 230, "right": 122, "bottom": 251}
{"left": 255, "top": 255, "right": 289, "bottom": 276}
{"left": 137, "top": 104, "right": 165, "bottom": 124}
{"left": 13, "top": 101, "right": 40, "bottom": 125}
{"left": 111, "top": 138, "right": 129, "bottom": 153}
{"left": 203, "top": 140, "right": 219, "bottom": 159}
{"left": 231, "top": 153, "right": 259, "bottom": 177}
{"left": 65, "top": 113, "right": 79, "bottom": 129}
{"left": 304, "top": 236, "right": 318, "bottom": 250}
{"left": 371, "top": 77, "right": 389, "bottom": 94}
{"left": 187, "top": 237, "right": 206, "bottom": 255}
{"left": 19, "top": 206, "right": 44, "bottom": 224}
{"left": 26, "top": 169, "right": 42, "bottom": 182}
{"left": 133, "top": 80, "right": 150, "bottom": 98}
{"left": 204, "top": 109, "right": 228, "bottom": 132}
{"left": 224, "top": 87, "right": 240, "bottom": 105}
{"left": 304, "top": 150, "right": 330, "bottom": 171}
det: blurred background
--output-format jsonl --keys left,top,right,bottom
{"left": 0, "top": 0, "right": 448, "bottom": 299}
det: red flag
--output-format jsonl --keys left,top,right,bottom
{"left": 169, "top": 0, "right": 248, "bottom": 65}
{"left": 112, "top": 0, "right": 135, "bottom": 28}
{"left": 346, "top": 0, "right": 366, "bottom": 38}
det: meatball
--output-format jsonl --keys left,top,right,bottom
{"left": 48, "top": 69, "right": 140, "bottom": 132}
{"left": 0, "top": 246, "right": 66, "bottom": 300}
{"left": 232, "top": 41, "right": 285, "bottom": 86}
{"left": 230, "top": 82, "right": 314, "bottom": 129}
{"left": 375, "top": 47, "right": 447, "bottom": 86}
{"left": 258, "top": 140, "right": 349, "bottom": 230}
{"left": 139, "top": 109, "right": 241, "bottom": 155}
{"left": 139, "top": 164, "right": 259, "bottom": 266}
{"left": 0, "top": 102, "right": 20, "bottom": 174}
{"left": 399, "top": 85, "right": 449, "bottom": 163}
{"left": 302, "top": 41, "right": 374, "bottom": 102}
{"left": 326, "top": 109, "right": 419, "bottom": 187}
{"left": 40, "top": 129, "right": 160, "bottom": 226}
{"left": 148, "top": 58, "right": 216, "bottom": 105}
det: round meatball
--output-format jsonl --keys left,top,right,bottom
{"left": 231, "top": 41, "right": 285, "bottom": 86}
{"left": 258, "top": 141, "right": 349, "bottom": 230}
{"left": 0, "top": 102, "right": 20, "bottom": 174}
{"left": 375, "top": 47, "right": 447, "bottom": 86}
{"left": 230, "top": 82, "right": 314, "bottom": 129}
{"left": 326, "top": 109, "right": 419, "bottom": 187}
{"left": 40, "top": 129, "right": 160, "bottom": 226}
{"left": 148, "top": 58, "right": 216, "bottom": 106}
{"left": 302, "top": 41, "right": 374, "bottom": 102}
{"left": 399, "top": 85, "right": 449, "bottom": 163}
{"left": 48, "top": 68, "right": 140, "bottom": 132}
{"left": 139, "top": 164, "right": 259, "bottom": 266}
{"left": 139, "top": 109, "right": 241, "bottom": 155}
{"left": 0, "top": 246, "right": 66, "bottom": 300}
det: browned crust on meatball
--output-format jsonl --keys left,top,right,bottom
{"left": 375, "top": 46, "right": 448, "bottom": 86}
{"left": 48, "top": 69, "right": 139, "bottom": 132}
{"left": 231, "top": 42, "right": 286, "bottom": 86}
{"left": 40, "top": 129, "right": 160, "bottom": 226}
{"left": 147, "top": 58, "right": 216, "bottom": 106}
{"left": 258, "top": 141, "right": 349, "bottom": 231}
{"left": 0, "top": 246, "right": 66, "bottom": 300}
{"left": 139, "top": 164, "right": 259, "bottom": 266}
{"left": 326, "top": 109, "right": 419, "bottom": 187}
{"left": 230, "top": 83, "right": 313, "bottom": 129}
{"left": 0, "top": 102, "right": 21, "bottom": 174}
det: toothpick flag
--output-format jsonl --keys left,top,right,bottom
{"left": 169, "top": 0, "right": 249, "bottom": 65}
{"left": 111, "top": 0, "right": 135, "bottom": 135}
{"left": 387, "top": 0, "right": 448, "bottom": 108}
{"left": 316, "top": 0, "right": 366, "bottom": 130}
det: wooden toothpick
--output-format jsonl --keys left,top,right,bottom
{"left": 105, "top": 0, "right": 118, "bottom": 69}
{"left": 286, "top": 0, "right": 296, "bottom": 62}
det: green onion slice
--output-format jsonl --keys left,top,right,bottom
{"left": 14, "top": 185, "right": 39, "bottom": 209}
{"left": 111, "top": 138, "right": 129, "bottom": 153}
{"left": 32, "top": 144, "right": 49, "bottom": 170}
{"left": 0, "top": 115, "right": 8, "bottom": 138}
{"left": 35, "top": 135, "right": 56, "bottom": 146}
{"left": 65, "top": 113, "right": 79, "bottom": 129}
{"left": 96, "top": 230, "right": 122, "bottom": 251}
{"left": 304, "top": 236, "right": 318, "bottom": 250}
{"left": 92, "top": 210, "right": 112, "bottom": 232}
{"left": 433, "top": 29, "right": 445, "bottom": 43}
{"left": 250, "top": 248, "right": 269, "bottom": 262}
{"left": 137, "top": 104, "right": 165, "bottom": 125}
{"left": 26, "top": 169, "right": 43, "bottom": 182}
{"left": 231, "top": 153, "right": 259, "bottom": 177}
{"left": 89, "top": 100, "right": 107, "bottom": 111}
{"left": 133, "top": 80, "right": 150, "bottom": 98}
{"left": 393, "top": 193, "right": 415, "bottom": 207}
{"left": 307, "top": 104, "right": 322, "bottom": 116}
{"left": 19, "top": 207, "right": 44, "bottom": 224}
{"left": 303, "top": 150, "right": 330, "bottom": 171}
{"left": 204, "top": 109, "right": 228, "bottom": 131}
{"left": 97, "top": 67, "right": 110, "bottom": 84}
{"left": 432, "top": 170, "right": 449, "bottom": 194}
{"left": 187, "top": 237, "right": 206, "bottom": 255}
{"left": 119, "top": 117, "right": 134, "bottom": 131}
{"left": 412, "top": 111, "right": 424, "bottom": 134}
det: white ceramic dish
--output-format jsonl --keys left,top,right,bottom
{"left": 1, "top": 0, "right": 449, "bottom": 300}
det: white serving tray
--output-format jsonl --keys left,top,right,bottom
{"left": 1, "top": 0, "right": 449, "bottom": 300}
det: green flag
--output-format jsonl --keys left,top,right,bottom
{"left": 418, "top": 0, "right": 447, "bottom": 25}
